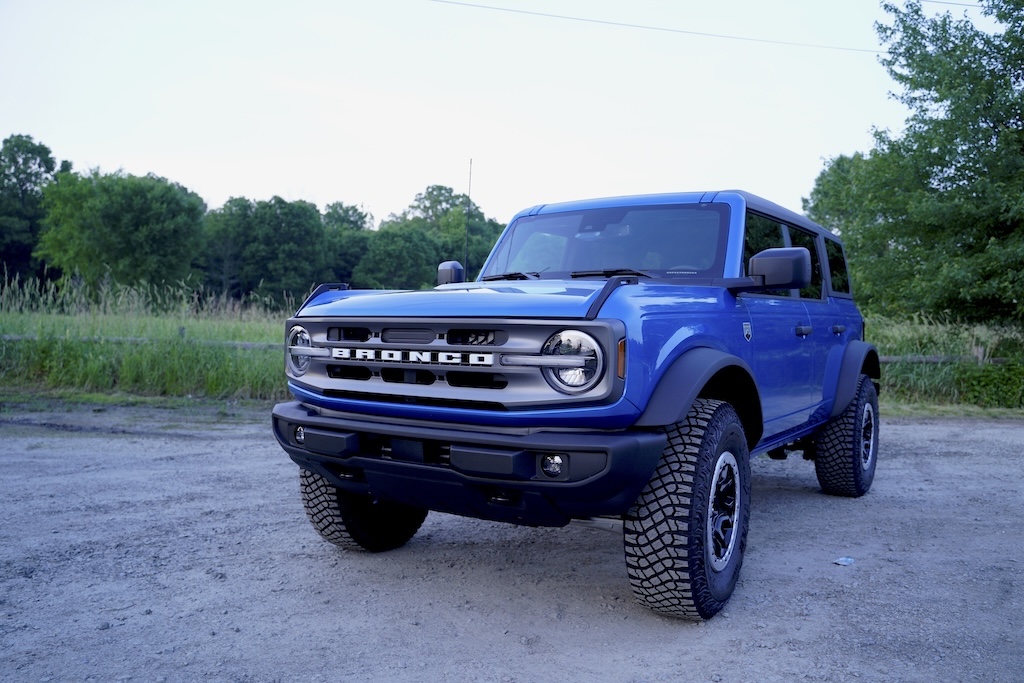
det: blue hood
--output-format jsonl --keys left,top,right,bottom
{"left": 297, "top": 281, "right": 610, "bottom": 319}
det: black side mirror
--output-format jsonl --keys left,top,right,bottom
{"left": 437, "top": 261, "right": 466, "bottom": 285}
{"left": 748, "top": 247, "right": 811, "bottom": 289}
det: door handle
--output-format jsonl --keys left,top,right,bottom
{"left": 795, "top": 325, "right": 813, "bottom": 337}
{"left": 832, "top": 324, "right": 846, "bottom": 335}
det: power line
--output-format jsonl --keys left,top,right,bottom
{"left": 920, "top": 1, "right": 983, "bottom": 7}
{"left": 428, "top": 0, "right": 883, "bottom": 54}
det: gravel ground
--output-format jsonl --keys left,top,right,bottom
{"left": 1, "top": 399, "right": 1022, "bottom": 682}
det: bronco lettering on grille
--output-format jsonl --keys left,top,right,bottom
{"left": 331, "top": 348, "right": 494, "bottom": 366}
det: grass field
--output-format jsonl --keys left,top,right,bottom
{"left": 867, "top": 314, "right": 1024, "bottom": 407}
{"left": 2, "top": 278, "right": 1023, "bottom": 409}
{"left": 1, "top": 278, "right": 286, "bottom": 399}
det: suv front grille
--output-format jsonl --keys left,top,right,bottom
{"left": 328, "top": 327, "right": 372, "bottom": 342}
{"left": 293, "top": 317, "right": 622, "bottom": 411}
{"left": 446, "top": 329, "right": 505, "bottom": 345}
{"left": 381, "top": 368, "right": 437, "bottom": 385}
{"left": 381, "top": 328, "right": 436, "bottom": 344}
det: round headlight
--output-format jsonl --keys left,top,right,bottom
{"left": 541, "top": 330, "right": 603, "bottom": 393}
{"left": 287, "top": 325, "right": 312, "bottom": 376}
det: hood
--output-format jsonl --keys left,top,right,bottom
{"left": 296, "top": 280, "right": 611, "bottom": 319}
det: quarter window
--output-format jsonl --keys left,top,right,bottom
{"left": 825, "top": 238, "right": 851, "bottom": 295}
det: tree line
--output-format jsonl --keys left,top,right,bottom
{"left": 0, "top": 137, "right": 504, "bottom": 304}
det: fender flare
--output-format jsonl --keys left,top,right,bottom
{"left": 635, "top": 347, "right": 763, "bottom": 448}
{"left": 830, "top": 340, "right": 881, "bottom": 418}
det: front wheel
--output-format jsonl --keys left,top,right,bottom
{"left": 624, "top": 399, "right": 751, "bottom": 620}
{"left": 814, "top": 374, "right": 879, "bottom": 497}
{"left": 299, "top": 469, "right": 428, "bottom": 552}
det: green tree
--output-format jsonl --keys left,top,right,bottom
{"left": 241, "top": 197, "right": 327, "bottom": 302}
{"left": 37, "top": 170, "right": 205, "bottom": 287}
{"left": 352, "top": 223, "right": 441, "bottom": 290}
{"left": 804, "top": 0, "right": 1024, "bottom": 321}
{"left": 0, "top": 134, "right": 66, "bottom": 279}
{"left": 402, "top": 184, "right": 467, "bottom": 226}
{"left": 380, "top": 185, "right": 505, "bottom": 283}
{"left": 201, "top": 197, "right": 254, "bottom": 298}
{"left": 322, "top": 201, "right": 373, "bottom": 284}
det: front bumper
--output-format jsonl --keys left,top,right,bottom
{"left": 272, "top": 400, "right": 666, "bottom": 527}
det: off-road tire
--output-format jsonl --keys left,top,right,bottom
{"left": 299, "top": 469, "right": 428, "bottom": 552}
{"left": 624, "top": 399, "right": 751, "bottom": 620}
{"left": 814, "top": 374, "right": 878, "bottom": 497}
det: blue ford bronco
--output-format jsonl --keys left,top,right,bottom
{"left": 272, "top": 190, "right": 880, "bottom": 620}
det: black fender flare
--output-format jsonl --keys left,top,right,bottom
{"left": 635, "top": 347, "right": 763, "bottom": 449}
{"left": 830, "top": 340, "right": 881, "bottom": 418}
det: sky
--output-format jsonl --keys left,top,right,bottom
{"left": 0, "top": 0, "right": 990, "bottom": 227}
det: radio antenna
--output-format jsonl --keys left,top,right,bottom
{"left": 464, "top": 158, "right": 473, "bottom": 269}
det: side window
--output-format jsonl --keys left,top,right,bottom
{"left": 743, "top": 211, "right": 790, "bottom": 297}
{"left": 786, "top": 226, "right": 823, "bottom": 300}
{"left": 744, "top": 212, "right": 786, "bottom": 265}
{"left": 825, "top": 238, "right": 851, "bottom": 295}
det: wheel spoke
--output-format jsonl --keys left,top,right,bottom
{"left": 711, "top": 514, "right": 733, "bottom": 557}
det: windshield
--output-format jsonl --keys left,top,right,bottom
{"left": 480, "top": 204, "right": 730, "bottom": 280}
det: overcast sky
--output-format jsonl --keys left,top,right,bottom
{"left": 0, "top": 0, "right": 987, "bottom": 226}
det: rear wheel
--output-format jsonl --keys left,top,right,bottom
{"left": 299, "top": 469, "right": 428, "bottom": 552}
{"left": 814, "top": 374, "right": 879, "bottom": 497}
{"left": 624, "top": 399, "right": 751, "bottom": 620}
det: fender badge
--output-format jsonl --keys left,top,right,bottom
{"left": 743, "top": 322, "right": 752, "bottom": 342}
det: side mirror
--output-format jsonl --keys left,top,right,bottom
{"left": 437, "top": 260, "right": 466, "bottom": 286}
{"left": 748, "top": 247, "right": 811, "bottom": 290}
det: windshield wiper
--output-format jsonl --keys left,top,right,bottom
{"left": 570, "top": 268, "right": 657, "bottom": 279}
{"left": 481, "top": 271, "right": 541, "bottom": 281}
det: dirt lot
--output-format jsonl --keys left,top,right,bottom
{"left": 1, "top": 398, "right": 1021, "bottom": 682}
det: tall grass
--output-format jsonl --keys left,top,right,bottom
{"left": 0, "top": 337, "right": 284, "bottom": 399}
{"left": 867, "top": 314, "right": 1024, "bottom": 407}
{"left": 1, "top": 276, "right": 290, "bottom": 400}
{"left": 1, "top": 274, "right": 285, "bottom": 342}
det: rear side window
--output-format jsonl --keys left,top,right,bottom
{"left": 825, "top": 238, "right": 851, "bottom": 295}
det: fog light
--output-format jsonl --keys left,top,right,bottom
{"left": 295, "top": 426, "right": 305, "bottom": 444}
{"left": 541, "top": 454, "right": 564, "bottom": 478}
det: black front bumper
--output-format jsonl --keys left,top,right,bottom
{"left": 272, "top": 401, "right": 666, "bottom": 527}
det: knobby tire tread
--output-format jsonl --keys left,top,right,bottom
{"left": 814, "top": 375, "right": 878, "bottom": 498}
{"left": 299, "top": 468, "right": 427, "bottom": 552}
{"left": 624, "top": 399, "right": 749, "bottom": 620}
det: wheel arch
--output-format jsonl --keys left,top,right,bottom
{"left": 829, "top": 341, "right": 881, "bottom": 419}
{"left": 635, "top": 347, "right": 763, "bottom": 449}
